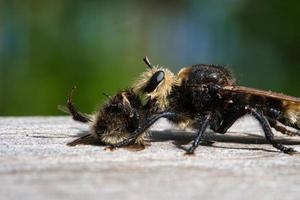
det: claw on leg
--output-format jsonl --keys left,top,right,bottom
{"left": 104, "top": 146, "right": 117, "bottom": 152}
{"left": 282, "top": 147, "right": 297, "bottom": 155}
{"left": 184, "top": 149, "right": 196, "bottom": 156}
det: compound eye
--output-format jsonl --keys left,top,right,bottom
{"left": 143, "top": 70, "right": 165, "bottom": 93}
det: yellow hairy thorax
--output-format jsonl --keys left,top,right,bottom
{"left": 133, "top": 66, "right": 176, "bottom": 109}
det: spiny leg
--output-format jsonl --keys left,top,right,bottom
{"left": 185, "top": 113, "right": 212, "bottom": 155}
{"left": 59, "top": 86, "right": 92, "bottom": 123}
{"left": 109, "top": 112, "right": 180, "bottom": 149}
{"left": 268, "top": 118, "right": 300, "bottom": 137}
{"left": 246, "top": 106, "right": 296, "bottom": 154}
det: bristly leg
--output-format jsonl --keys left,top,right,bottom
{"left": 185, "top": 113, "right": 212, "bottom": 155}
{"left": 246, "top": 106, "right": 296, "bottom": 154}
{"left": 67, "top": 134, "right": 104, "bottom": 146}
{"left": 108, "top": 112, "right": 180, "bottom": 149}
{"left": 59, "top": 86, "right": 92, "bottom": 123}
{"left": 268, "top": 118, "right": 300, "bottom": 137}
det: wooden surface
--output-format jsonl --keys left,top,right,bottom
{"left": 1, "top": 116, "right": 300, "bottom": 200}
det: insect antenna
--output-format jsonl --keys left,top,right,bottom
{"left": 143, "top": 56, "right": 153, "bottom": 69}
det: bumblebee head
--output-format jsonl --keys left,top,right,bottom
{"left": 133, "top": 57, "right": 175, "bottom": 109}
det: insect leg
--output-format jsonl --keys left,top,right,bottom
{"left": 59, "top": 86, "right": 92, "bottom": 123}
{"left": 110, "top": 112, "right": 180, "bottom": 148}
{"left": 185, "top": 113, "right": 213, "bottom": 155}
{"left": 211, "top": 109, "right": 247, "bottom": 134}
{"left": 246, "top": 106, "right": 296, "bottom": 154}
{"left": 268, "top": 118, "right": 300, "bottom": 137}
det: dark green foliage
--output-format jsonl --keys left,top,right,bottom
{"left": 0, "top": 0, "right": 299, "bottom": 115}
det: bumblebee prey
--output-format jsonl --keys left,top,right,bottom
{"left": 60, "top": 87, "right": 150, "bottom": 147}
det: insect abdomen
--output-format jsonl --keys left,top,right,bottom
{"left": 239, "top": 94, "right": 300, "bottom": 129}
{"left": 283, "top": 101, "right": 300, "bottom": 128}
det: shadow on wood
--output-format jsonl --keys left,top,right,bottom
{"left": 63, "top": 129, "right": 300, "bottom": 149}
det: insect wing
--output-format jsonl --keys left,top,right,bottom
{"left": 222, "top": 86, "right": 300, "bottom": 103}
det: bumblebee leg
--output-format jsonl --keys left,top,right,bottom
{"left": 246, "top": 106, "right": 296, "bottom": 154}
{"left": 111, "top": 112, "right": 180, "bottom": 148}
{"left": 66, "top": 101, "right": 91, "bottom": 123}
{"left": 60, "top": 86, "right": 92, "bottom": 123}
{"left": 268, "top": 118, "right": 300, "bottom": 137}
{"left": 185, "top": 113, "right": 212, "bottom": 155}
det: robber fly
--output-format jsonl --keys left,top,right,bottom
{"left": 109, "top": 57, "right": 300, "bottom": 154}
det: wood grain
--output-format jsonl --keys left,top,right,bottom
{"left": 1, "top": 116, "right": 300, "bottom": 200}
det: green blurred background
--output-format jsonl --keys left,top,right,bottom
{"left": 0, "top": 0, "right": 299, "bottom": 116}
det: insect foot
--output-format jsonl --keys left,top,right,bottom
{"left": 104, "top": 146, "right": 117, "bottom": 152}
{"left": 184, "top": 151, "right": 196, "bottom": 157}
{"left": 282, "top": 147, "right": 298, "bottom": 155}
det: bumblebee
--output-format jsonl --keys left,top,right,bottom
{"left": 59, "top": 87, "right": 149, "bottom": 147}
{"left": 111, "top": 57, "right": 300, "bottom": 154}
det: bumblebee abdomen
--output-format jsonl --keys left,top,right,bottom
{"left": 90, "top": 90, "right": 146, "bottom": 145}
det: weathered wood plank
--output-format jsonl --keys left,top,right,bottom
{"left": 1, "top": 116, "right": 300, "bottom": 200}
